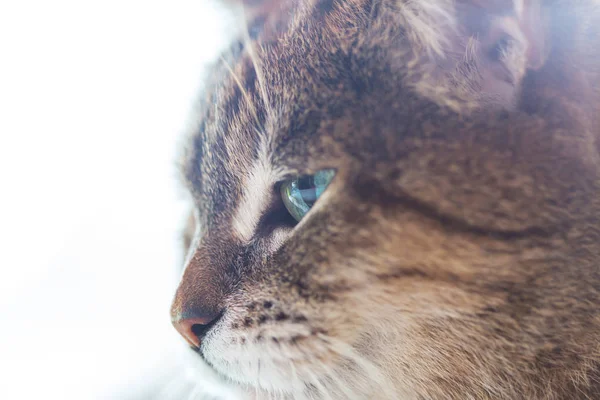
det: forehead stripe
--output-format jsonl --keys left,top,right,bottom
{"left": 232, "top": 146, "right": 274, "bottom": 242}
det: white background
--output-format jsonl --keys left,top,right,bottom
{"left": 0, "top": 1, "right": 230, "bottom": 398}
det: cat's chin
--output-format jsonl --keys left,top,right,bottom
{"left": 200, "top": 333, "right": 326, "bottom": 396}
{"left": 195, "top": 328, "right": 400, "bottom": 400}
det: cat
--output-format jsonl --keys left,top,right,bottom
{"left": 170, "top": 0, "right": 600, "bottom": 398}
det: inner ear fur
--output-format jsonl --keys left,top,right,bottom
{"left": 456, "top": 0, "right": 550, "bottom": 69}
{"left": 223, "top": 0, "right": 280, "bottom": 18}
{"left": 412, "top": 0, "right": 581, "bottom": 110}
{"left": 221, "top": 0, "right": 294, "bottom": 41}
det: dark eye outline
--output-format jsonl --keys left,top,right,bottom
{"left": 279, "top": 169, "right": 336, "bottom": 222}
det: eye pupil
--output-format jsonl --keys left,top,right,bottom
{"left": 297, "top": 176, "right": 318, "bottom": 207}
{"left": 280, "top": 169, "right": 335, "bottom": 222}
{"left": 298, "top": 188, "right": 317, "bottom": 206}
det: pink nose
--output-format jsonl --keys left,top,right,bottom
{"left": 171, "top": 312, "right": 221, "bottom": 348}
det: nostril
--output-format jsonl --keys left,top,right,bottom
{"left": 191, "top": 322, "right": 213, "bottom": 338}
{"left": 172, "top": 312, "right": 223, "bottom": 348}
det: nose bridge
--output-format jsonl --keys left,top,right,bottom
{"left": 170, "top": 236, "right": 241, "bottom": 327}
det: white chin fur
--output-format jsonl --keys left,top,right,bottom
{"left": 200, "top": 325, "right": 311, "bottom": 397}
{"left": 190, "top": 324, "right": 401, "bottom": 400}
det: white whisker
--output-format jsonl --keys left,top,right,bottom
{"left": 302, "top": 366, "right": 335, "bottom": 400}
{"left": 320, "top": 360, "right": 356, "bottom": 399}
{"left": 319, "top": 334, "right": 397, "bottom": 399}
{"left": 240, "top": 10, "right": 273, "bottom": 127}
{"left": 157, "top": 373, "right": 191, "bottom": 400}
{"left": 219, "top": 54, "right": 265, "bottom": 136}
{"left": 185, "top": 384, "right": 201, "bottom": 400}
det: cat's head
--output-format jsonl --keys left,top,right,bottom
{"left": 171, "top": 1, "right": 600, "bottom": 398}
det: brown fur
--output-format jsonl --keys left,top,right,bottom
{"left": 171, "top": 0, "right": 600, "bottom": 398}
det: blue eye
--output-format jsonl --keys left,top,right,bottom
{"left": 280, "top": 169, "right": 336, "bottom": 222}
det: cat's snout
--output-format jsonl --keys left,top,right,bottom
{"left": 170, "top": 243, "right": 232, "bottom": 348}
{"left": 171, "top": 310, "right": 222, "bottom": 348}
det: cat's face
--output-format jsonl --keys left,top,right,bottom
{"left": 171, "top": 1, "right": 600, "bottom": 398}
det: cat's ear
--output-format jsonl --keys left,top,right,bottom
{"left": 472, "top": 0, "right": 550, "bottom": 68}
{"left": 514, "top": 0, "right": 550, "bottom": 70}
{"left": 221, "top": 0, "right": 293, "bottom": 41}
{"left": 456, "top": 0, "right": 550, "bottom": 75}
{"left": 222, "top": 0, "right": 279, "bottom": 19}
{"left": 407, "top": 0, "right": 552, "bottom": 109}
